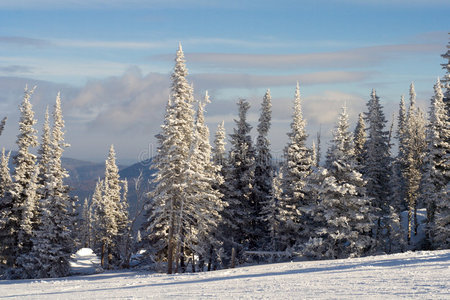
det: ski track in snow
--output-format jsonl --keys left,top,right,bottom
{"left": 0, "top": 250, "right": 449, "bottom": 299}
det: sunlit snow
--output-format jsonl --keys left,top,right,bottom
{"left": 1, "top": 250, "right": 449, "bottom": 299}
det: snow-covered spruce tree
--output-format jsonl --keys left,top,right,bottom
{"left": 35, "top": 107, "right": 52, "bottom": 206}
{"left": 90, "top": 178, "right": 105, "bottom": 258}
{"left": 185, "top": 92, "right": 224, "bottom": 272}
{"left": 402, "top": 84, "right": 427, "bottom": 243}
{"left": 353, "top": 113, "right": 366, "bottom": 169}
{"left": 0, "top": 86, "right": 39, "bottom": 271}
{"left": 391, "top": 95, "right": 408, "bottom": 212}
{"left": 278, "top": 82, "right": 312, "bottom": 251}
{"left": 143, "top": 44, "right": 196, "bottom": 274}
{"left": 210, "top": 121, "right": 228, "bottom": 270}
{"left": 421, "top": 78, "right": 450, "bottom": 249}
{"left": 304, "top": 106, "right": 376, "bottom": 259}
{"left": 222, "top": 99, "right": 256, "bottom": 262}
{"left": 254, "top": 89, "right": 273, "bottom": 249}
{"left": 92, "top": 145, "right": 129, "bottom": 269}
{"left": 362, "top": 89, "right": 392, "bottom": 248}
{"left": 25, "top": 93, "right": 75, "bottom": 278}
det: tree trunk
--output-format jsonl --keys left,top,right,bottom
{"left": 167, "top": 213, "right": 175, "bottom": 274}
{"left": 231, "top": 247, "right": 236, "bottom": 268}
{"left": 414, "top": 205, "right": 418, "bottom": 236}
{"left": 101, "top": 242, "right": 106, "bottom": 268}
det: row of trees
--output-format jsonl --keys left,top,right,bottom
{"left": 0, "top": 41, "right": 448, "bottom": 278}
{"left": 0, "top": 89, "right": 77, "bottom": 278}
{"left": 141, "top": 42, "right": 449, "bottom": 273}
{"left": 0, "top": 87, "right": 132, "bottom": 278}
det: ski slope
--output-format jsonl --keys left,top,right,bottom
{"left": 1, "top": 250, "right": 449, "bottom": 299}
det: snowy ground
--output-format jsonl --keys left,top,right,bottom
{"left": 0, "top": 250, "right": 449, "bottom": 299}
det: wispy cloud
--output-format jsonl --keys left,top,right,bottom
{"left": 0, "top": 56, "right": 132, "bottom": 83}
{"left": 0, "top": 65, "right": 34, "bottom": 74}
{"left": 0, "top": 36, "right": 50, "bottom": 47}
{"left": 160, "top": 43, "right": 442, "bottom": 70}
{"left": 191, "top": 71, "right": 371, "bottom": 89}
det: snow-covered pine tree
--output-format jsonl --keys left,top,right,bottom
{"left": 91, "top": 145, "right": 130, "bottom": 269}
{"left": 27, "top": 93, "right": 74, "bottom": 278}
{"left": 254, "top": 89, "right": 273, "bottom": 249}
{"left": 403, "top": 84, "right": 427, "bottom": 243}
{"left": 0, "top": 86, "right": 38, "bottom": 270}
{"left": 36, "top": 108, "right": 52, "bottom": 201}
{"left": 117, "top": 178, "right": 131, "bottom": 268}
{"left": 90, "top": 179, "right": 106, "bottom": 261}
{"left": 362, "top": 89, "right": 392, "bottom": 247}
{"left": 304, "top": 106, "right": 376, "bottom": 259}
{"left": 104, "top": 145, "right": 129, "bottom": 268}
{"left": 353, "top": 113, "right": 366, "bottom": 169}
{"left": 278, "top": 82, "right": 312, "bottom": 250}
{"left": 142, "top": 44, "right": 196, "bottom": 274}
{"left": 421, "top": 78, "right": 450, "bottom": 249}
{"left": 222, "top": 99, "right": 256, "bottom": 261}
{"left": 391, "top": 95, "right": 408, "bottom": 212}
{"left": 185, "top": 91, "right": 224, "bottom": 271}
{"left": 210, "top": 121, "right": 228, "bottom": 270}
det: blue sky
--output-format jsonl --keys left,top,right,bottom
{"left": 0, "top": 0, "right": 449, "bottom": 164}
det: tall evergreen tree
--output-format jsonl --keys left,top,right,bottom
{"left": 26, "top": 93, "right": 74, "bottom": 278}
{"left": 421, "top": 78, "right": 450, "bottom": 249}
{"left": 254, "top": 89, "right": 273, "bottom": 248}
{"left": 222, "top": 99, "right": 256, "bottom": 260}
{"left": 0, "top": 86, "right": 38, "bottom": 270}
{"left": 362, "top": 89, "right": 392, "bottom": 247}
{"left": 403, "top": 84, "right": 427, "bottom": 243}
{"left": 143, "top": 44, "right": 196, "bottom": 274}
{"left": 278, "top": 82, "right": 312, "bottom": 250}
{"left": 185, "top": 92, "right": 224, "bottom": 271}
{"left": 392, "top": 95, "right": 408, "bottom": 212}
{"left": 91, "top": 145, "right": 129, "bottom": 269}
{"left": 304, "top": 107, "right": 376, "bottom": 259}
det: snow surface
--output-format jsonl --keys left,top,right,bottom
{"left": 1, "top": 250, "right": 449, "bottom": 299}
